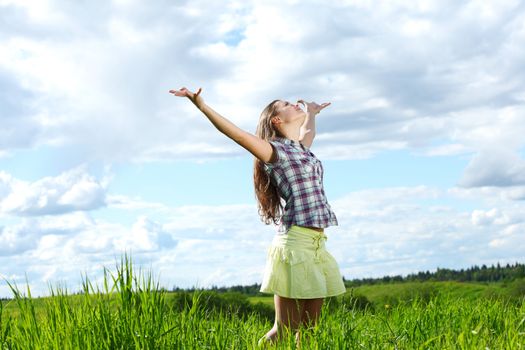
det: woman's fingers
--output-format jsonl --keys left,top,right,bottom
{"left": 169, "top": 87, "right": 202, "bottom": 99}
{"left": 169, "top": 87, "right": 188, "bottom": 97}
{"left": 169, "top": 86, "right": 204, "bottom": 109}
{"left": 169, "top": 90, "right": 186, "bottom": 97}
{"left": 297, "top": 100, "right": 331, "bottom": 114}
{"left": 297, "top": 100, "right": 331, "bottom": 107}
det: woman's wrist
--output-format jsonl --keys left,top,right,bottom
{"left": 192, "top": 96, "right": 205, "bottom": 111}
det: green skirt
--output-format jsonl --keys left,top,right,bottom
{"left": 260, "top": 225, "right": 346, "bottom": 299}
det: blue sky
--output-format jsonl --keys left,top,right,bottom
{"left": 1, "top": 0, "right": 525, "bottom": 297}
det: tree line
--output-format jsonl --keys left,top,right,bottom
{"left": 168, "top": 262, "right": 525, "bottom": 294}
{"left": 344, "top": 262, "right": 525, "bottom": 287}
{"left": 171, "top": 283, "right": 264, "bottom": 296}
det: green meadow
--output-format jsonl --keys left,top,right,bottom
{"left": 1, "top": 256, "right": 524, "bottom": 349}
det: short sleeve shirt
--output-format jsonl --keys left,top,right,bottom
{"left": 264, "top": 137, "right": 338, "bottom": 233}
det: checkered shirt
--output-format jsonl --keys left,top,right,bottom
{"left": 264, "top": 137, "right": 338, "bottom": 233}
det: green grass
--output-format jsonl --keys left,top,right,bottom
{"left": 350, "top": 279, "right": 525, "bottom": 306}
{"left": 1, "top": 255, "right": 524, "bottom": 349}
{"left": 248, "top": 296, "right": 275, "bottom": 307}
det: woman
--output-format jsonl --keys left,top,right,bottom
{"left": 169, "top": 87, "right": 346, "bottom": 347}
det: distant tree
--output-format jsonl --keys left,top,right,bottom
{"left": 343, "top": 262, "right": 525, "bottom": 287}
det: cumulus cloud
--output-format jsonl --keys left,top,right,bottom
{"left": 0, "top": 0, "right": 251, "bottom": 161}
{"left": 472, "top": 208, "right": 503, "bottom": 226}
{"left": 0, "top": 204, "right": 271, "bottom": 297}
{"left": 3, "top": 183, "right": 525, "bottom": 297}
{"left": 0, "top": 212, "right": 95, "bottom": 256}
{"left": 459, "top": 148, "right": 525, "bottom": 187}
{"left": 0, "top": 223, "right": 38, "bottom": 255}
{"left": 327, "top": 185, "right": 525, "bottom": 279}
{"left": 0, "top": 167, "right": 107, "bottom": 216}
{"left": 115, "top": 216, "right": 177, "bottom": 252}
{"left": 0, "top": 0, "right": 524, "bottom": 163}
{"left": 0, "top": 68, "right": 41, "bottom": 152}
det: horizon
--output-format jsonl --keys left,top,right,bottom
{"left": 2, "top": 256, "right": 523, "bottom": 300}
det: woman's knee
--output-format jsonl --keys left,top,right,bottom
{"left": 275, "top": 296, "right": 303, "bottom": 321}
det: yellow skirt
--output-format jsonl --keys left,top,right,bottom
{"left": 260, "top": 225, "right": 347, "bottom": 299}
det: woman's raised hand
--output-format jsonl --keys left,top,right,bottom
{"left": 169, "top": 87, "right": 204, "bottom": 108}
{"left": 297, "top": 100, "right": 331, "bottom": 116}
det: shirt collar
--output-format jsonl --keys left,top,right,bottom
{"left": 274, "top": 137, "right": 302, "bottom": 147}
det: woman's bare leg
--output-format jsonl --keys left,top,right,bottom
{"left": 262, "top": 295, "right": 305, "bottom": 344}
{"left": 301, "top": 298, "right": 324, "bottom": 327}
{"left": 295, "top": 297, "right": 324, "bottom": 346}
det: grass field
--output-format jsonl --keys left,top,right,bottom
{"left": 1, "top": 256, "right": 524, "bottom": 349}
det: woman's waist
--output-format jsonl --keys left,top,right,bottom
{"left": 295, "top": 225, "right": 324, "bottom": 233}
{"left": 273, "top": 225, "right": 327, "bottom": 246}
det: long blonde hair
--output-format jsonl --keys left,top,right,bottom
{"left": 254, "top": 100, "right": 283, "bottom": 225}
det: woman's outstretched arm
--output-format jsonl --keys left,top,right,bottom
{"left": 169, "top": 87, "right": 275, "bottom": 163}
{"left": 298, "top": 100, "right": 331, "bottom": 149}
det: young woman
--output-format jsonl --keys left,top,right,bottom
{"left": 169, "top": 87, "right": 346, "bottom": 347}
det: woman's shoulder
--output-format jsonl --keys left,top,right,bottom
{"left": 263, "top": 138, "right": 286, "bottom": 167}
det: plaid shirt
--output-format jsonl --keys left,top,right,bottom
{"left": 264, "top": 137, "right": 338, "bottom": 233}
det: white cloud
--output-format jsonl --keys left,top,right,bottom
{"left": 420, "top": 143, "right": 469, "bottom": 157}
{"left": 0, "top": 203, "right": 272, "bottom": 297}
{"left": 0, "top": 167, "right": 107, "bottom": 216}
{"left": 114, "top": 216, "right": 177, "bottom": 252}
{"left": 0, "top": 212, "right": 96, "bottom": 256}
{"left": 459, "top": 148, "right": 525, "bottom": 187}
{"left": 0, "top": 0, "right": 523, "bottom": 165}
{"left": 0, "top": 223, "right": 37, "bottom": 255}
{"left": 2, "top": 182, "right": 525, "bottom": 297}
{"left": 327, "top": 185, "right": 525, "bottom": 279}
{"left": 471, "top": 208, "right": 512, "bottom": 226}
{"left": 106, "top": 194, "right": 168, "bottom": 211}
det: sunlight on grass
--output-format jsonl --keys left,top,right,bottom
{"left": 1, "top": 254, "right": 524, "bottom": 349}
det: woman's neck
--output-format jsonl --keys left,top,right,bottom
{"left": 279, "top": 127, "right": 301, "bottom": 142}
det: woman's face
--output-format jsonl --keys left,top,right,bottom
{"left": 272, "top": 100, "right": 305, "bottom": 126}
